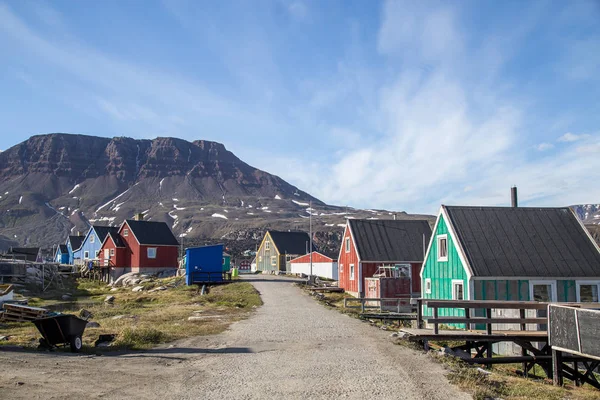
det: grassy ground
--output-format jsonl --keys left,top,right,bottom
{"left": 0, "top": 277, "right": 262, "bottom": 351}
{"left": 435, "top": 352, "right": 600, "bottom": 400}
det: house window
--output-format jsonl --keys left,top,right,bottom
{"left": 90, "top": 234, "right": 95, "bottom": 244}
{"left": 576, "top": 281, "right": 600, "bottom": 303}
{"left": 425, "top": 278, "right": 432, "bottom": 294}
{"left": 286, "top": 255, "right": 294, "bottom": 262}
{"left": 95, "top": 250, "right": 100, "bottom": 258}
{"left": 147, "top": 248, "right": 157, "bottom": 259}
{"left": 350, "top": 264, "right": 355, "bottom": 280}
{"left": 110, "top": 248, "right": 115, "bottom": 257}
{"left": 123, "top": 229, "right": 129, "bottom": 237}
{"left": 340, "top": 264, "right": 343, "bottom": 273}
{"left": 529, "top": 280, "right": 557, "bottom": 302}
{"left": 259, "top": 255, "right": 262, "bottom": 262}
{"left": 265, "top": 241, "right": 270, "bottom": 250}
{"left": 452, "top": 280, "right": 464, "bottom": 300}
{"left": 345, "top": 237, "right": 350, "bottom": 253}
{"left": 271, "top": 256, "right": 277, "bottom": 266}
{"left": 437, "top": 235, "right": 448, "bottom": 261}
{"left": 84, "top": 251, "right": 89, "bottom": 259}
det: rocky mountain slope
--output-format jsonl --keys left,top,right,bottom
{"left": 0, "top": 133, "right": 432, "bottom": 255}
{"left": 571, "top": 204, "right": 600, "bottom": 225}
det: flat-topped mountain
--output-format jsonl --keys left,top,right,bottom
{"left": 0, "top": 133, "right": 431, "bottom": 254}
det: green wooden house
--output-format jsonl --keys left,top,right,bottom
{"left": 421, "top": 206, "right": 600, "bottom": 319}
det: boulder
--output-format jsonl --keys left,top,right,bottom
{"left": 112, "top": 272, "right": 138, "bottom": 287}
{"left": 148, "top": 286, "right": 167, "bottom": 293}
{"left": 86, "top": 321, "right": 101, "bottom": 328}
{"left": 104, "top": 295, "right": 115, "bottom": 304}
{"left": 132, "top": 286, "right": 144, "bottom": 292}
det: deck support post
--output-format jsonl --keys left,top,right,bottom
{"left": 552, "top": 349, "right": 563, "bottom": 386}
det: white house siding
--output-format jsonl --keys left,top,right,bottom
{"left": 291, "top": 262, "right": 338, "bottom": 280}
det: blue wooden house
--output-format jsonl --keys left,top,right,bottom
{"left": 421, "top": 205, "right": 600, "bottom": 318}
{"left": 66, "top": 235, "right": 85, "bottom": 265}
{"left": 54, "top": 244, "right": 69, "bottom": 264}
{"left": 76, "top": 226, "right": 119, "bottom": 263}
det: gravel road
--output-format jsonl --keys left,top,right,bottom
{"left": 0, "top": 275, "right": 470, "bottom": 399}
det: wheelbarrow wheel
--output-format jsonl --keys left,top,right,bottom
{"left": 69, "top": 335, "right": 83, "bottom": 353}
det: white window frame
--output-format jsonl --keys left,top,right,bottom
{"left": 265, "top": 241, "right": 270, "bottom": 250}
{"left": 529, "top": 280, "right": 557, "bottom": 302}
{"left": 95, "top": 250, "right": 100, "bottom": 258}
{"left": 110, "top": 248, "right": 115, "bottom": 257}
{"left": 576, "top": 280, "right": 600, "bottom": 303}
{"left": 425, "top": 278, "right": 432, "bottom": 294}
{"left": 437, "top": 234, "right": 448, "bottom": 262}
{"left": 90, "top": 234, "right": 95, "bottom": 244}
{"left": 452, "top": 279, "right": 464, "bottom": 300}
{"left": 84, "top": 251, "right": 89, "bottom": 259}
{"left": 123, "top": 229, "right": 129, "bottom": 237}
{"left": 340, "top": 263, "right": 344, "bottom": 273}
{"left": 350, "top": 264, "right": 355, "bottom": 280}
{"left": 271, "top": 256, "right": 277, "bottom": 266}
{"left": 345, "top": 237, "right": 350, "bottom": 253}
{"left": 147, "top": 247, "right": 157, "bottom": 259}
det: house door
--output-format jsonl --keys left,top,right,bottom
{"left": 104, "top": 249, "right": 110, "bottom": 267}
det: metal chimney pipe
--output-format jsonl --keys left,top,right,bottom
{"left": 511, "top": 186, "right": 518, "bottom": 208}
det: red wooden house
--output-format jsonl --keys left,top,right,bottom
{"left": 99, "top": 217, "right": 179, "bottom": 278}
{"left": 337, "top": 219, "right": 432, "bottom": 298}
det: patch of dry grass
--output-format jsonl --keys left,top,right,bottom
{"left": 0, "top": 278, "right": 262, "bottom": 351}
{"left": 432, "top": 351, "right": 600, "bottom": 400}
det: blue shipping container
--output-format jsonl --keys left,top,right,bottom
{"left": 186, "top": 244, "right": 224, "bottom": 285}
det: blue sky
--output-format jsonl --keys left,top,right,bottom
{"left": 1, "top": 0, "right": 599, "bottom": 214}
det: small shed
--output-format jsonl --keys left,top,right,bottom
{"left": 186, "top": 244, "right": 225, "bottom": 285}
{"left": 238, "top": 260, "right": 252, "bottom": 273}
{"left": 222, "top": 253, "right": 231, "bottom": 272}
{"left": 290, "top": 252, "right": 338, "bottom": 280}
{"left": 54, "top": 245, "right": 69, "bottom": 264}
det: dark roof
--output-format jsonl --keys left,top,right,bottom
{"left": 349, "top": 219, "right": 432, "bottom": 262}
{"left": 58, "top": 244, "right": 68, "bottom": 253}
{"left": 6, "top": 247, "right": 40, "bottom": 262}
{"left": 125, "top": 220, "right": 179, "bottom": 246}
{"left": 92, "top": 226, "right": 119, "bottom": 243}
{"left": 268, "top": 230, "right": 310, "bottom": 255}
{"left": 444, "top": 206, "right": 600, "bottom": 278}
{"left": 68, "top": 235, "right": 85, "bottom": 250}
{"left": 107, "top": 231, "right": 127, "bottom": 248}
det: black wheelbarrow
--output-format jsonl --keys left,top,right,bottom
{"left": 33, "top": 314, "right": 88, "bottom": 352}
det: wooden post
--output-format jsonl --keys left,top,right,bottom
{"left": 361, "top": 298, "right": 365, "bottom": 313}
{"left": 465, "top": 307, "right": 471, "bottom": 331}
{"left": 486, "top": 308, "right": 492, "bottom": 334}
{"left": 553, "top": 349, "right": 563, "bottom": 386}
{"left": 520, "top": 308, "right": 528, "bottom": 376}
{"left": 397, "top": 299, "right": 400, "bottom": 314}
{"left": 433, "top": 307, "right": 439, "bottom": 334}
{"left": 417, "top": 299, "right": 423, "bottom": 329}
{"left": 573, "top": 361, "right": 580, "bottom": 387}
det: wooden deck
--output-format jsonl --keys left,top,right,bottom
{"left": 401, "top": 327, "right": 548, "bottom": 342}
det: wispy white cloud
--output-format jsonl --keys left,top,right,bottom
{"left": 558, "top": 132, "right": 589, "bottom": 142}
{"left": 535, "top": 143, "right": 554, "bottom": 151}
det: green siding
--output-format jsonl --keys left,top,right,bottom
{"left": 474, "top": 279, "right": 577, "bottom": 302}
{"left": 422, "top": 213, "right": 469, "bottom": 319}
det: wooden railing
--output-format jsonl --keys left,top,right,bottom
{"left": 416, "top": 299, "right": 560, "bottom": 334}
{"left": 344, "top": 296, "right": 415, "bottom": 313}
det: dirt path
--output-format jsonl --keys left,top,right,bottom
{"left": 0, "top": 276, "right": 470, "bottom": 399}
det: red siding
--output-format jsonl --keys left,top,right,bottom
{"left": 119, "top": 222, "right": 178, "bottom": 271}
{"left": 290, "top": 252, "right": 333, "bottom": 264}
{"left": 337, "top": 223, "right": 423, "bottom": 297}
{"left": 338, "top": 226, "right": 361, "bottom": 295}
{"left": 99, "top": 238, "right": 128, "bottom": 268}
